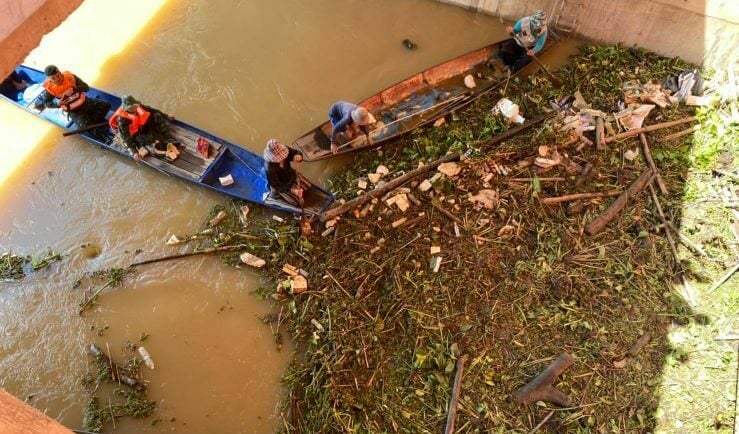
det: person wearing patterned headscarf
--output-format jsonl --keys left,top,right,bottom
{"left": 263, "top": 139, "right": 308, "bottom": 204}
{"left": 500, "top": 10, "right": 548, "bottom": 72}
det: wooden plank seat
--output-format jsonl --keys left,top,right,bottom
{"left": 109, "top": 123, "right": 223, "bottom": 180}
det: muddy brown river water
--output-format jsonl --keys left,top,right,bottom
{"left": 0, "top": 1, "right": 577, "bottom": 432}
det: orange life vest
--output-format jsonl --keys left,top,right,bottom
{"left": 42, "top": 71, "right": 86, "bottom": 111}
{"left": 109, "top": 105, "right": 151, "bottom": 136}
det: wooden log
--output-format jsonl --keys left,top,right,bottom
{"left": 659, "top": 125, "right": 698, "bottom": 142}
{"left": 320, "top": 153, "right": 461, "bottom": 222}
{"left": 639, "top": 133, "right": 668, "bottom": 196}
{"left": 585, "top": 169, "right": 654, "bottom": 235}
{"left": 541, "top": 190, "right": 621, "bottom": 204}
{"left": 512, "top": 353, "right": 574, "bottom": 407}
{"left": 603, "top": 116, "right": 696, "bottom": 143}
{"left": 444, "top": 355, "right": 467, "bottom": 434}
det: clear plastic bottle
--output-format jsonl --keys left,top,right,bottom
{"left": 138, "top": 346, "right": 155, "bottom": 370}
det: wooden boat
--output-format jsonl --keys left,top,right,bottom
{"left": 0, "top": 66, "right": 334, "bottom": 216}
{"left": 293, "top": 37, "right": 556, "bottom": 161}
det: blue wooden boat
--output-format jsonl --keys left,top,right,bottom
{"left": 0, "top": 65, "right": 334, "bottom": 216}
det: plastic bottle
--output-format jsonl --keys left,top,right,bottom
{"left": 138, "top": 346, "right": 155, "bottom": 370}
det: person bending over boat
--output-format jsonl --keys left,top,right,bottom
{"left": 109, "top": 95, "right": 174, "bottom": 161}
{"left": 264, "top": 139, "right": 310, "bottom": 206}
{"left": 36, "top": 65, "right": 111, "bottom": 138}
{"left": 328, "top": 101, "right": 376, "bottom": 154}
{"left": 500, "top": 10, "right": 548, "bottom": 73}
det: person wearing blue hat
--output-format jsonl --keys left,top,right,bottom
{"left": 500, "top": 10, "right": 548, "bottom": 73}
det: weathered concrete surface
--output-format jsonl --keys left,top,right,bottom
{"left": 437, "top": 0, "right": 739, "bottom": 68}
{"left": 0, "top": 389, "right": 73, "bottom": 433}
{"left": 0, "top": 0, "right": 83, "bottom": 79}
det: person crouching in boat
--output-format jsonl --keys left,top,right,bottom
{"left": 264, "top": 139, "right": 310, "bottom": 206}
{"left": 328, "top": 101, "right": 376, "bottom": 154}
{"left": 37, "top": 65, "right": 111, "bottom": 139}
{"left": 500, "top": 10, "right": 548, "bottom": 73}
{"left": 109, "top": 95, "right": 175, "bottom": 161}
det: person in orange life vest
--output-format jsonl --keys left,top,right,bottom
{"left": 109, "top": 95, "right": 174, "bottom": 160}
{"left": 37, "top": 65, "right": 110, "bottom": 135}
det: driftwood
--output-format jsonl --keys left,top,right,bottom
{"left": 585, "top": 169, "right": 654, "bottom": 235}
{"left": 512, "top": 353, "right": 574, "bottom": 407}
{"left": 603, "top": 116, "right": 696, "bottom": 143}
{"left": 88, "top": 344, "right": 145, "bottom": 391}
{"left": 481, "top": 111, "right": 557, "bottom": 148}
{"left": 541, "top": 190, "right": 621, "bottom": 205}
{"left": 320, "top": 153, "right": 461, "bottom": 222}
{"left": 639, "top": 133, "right": 668, "bottom": 196}
{"left": 444, "top": 355, "right": 467, "bottom": 434}
{"left": 130, "top": 244, "right": 247, "bottom": 267}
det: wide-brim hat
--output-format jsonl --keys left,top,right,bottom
{"left": 351, "top": 107, "right": 376, "bottom": 126}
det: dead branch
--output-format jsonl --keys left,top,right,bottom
{"left": 639, "top": 133, "right": 668, "bottom": 196}
{"left": 574, "top": 163, "right": 593, "bottom": 187}
{"left": 130, "top": 244, "right": 247, "bottom": 267}
{"left": 627, "top": 333, "right": 651, "bottom": 357}
{"left": 430, "top": 199, "right": 464, "bottom": 226}
{"left": 480, "top": 111, "right": 557, "bottom": 148}
{"left": 512, "top": 353, "right": 574, "bottom": 407}
{"left": 659, "top": 125, "right": 698, "bottom": 142}
{"left": 585, "top": 169, "right": 654, "bottom": 235}
{"left": 604, "top": 116, "right": 697, "bottom": 143}
{"left": 88, "top": 344, "right": 145, "bottom": 391}
{"left": 444, "top": 355, "right": 467, "bottom": 434}
{"left": 707, "top": 262, "right": 739, "bottom": 293}
{"left": 508, "top": 177, "right": 566, "bottom": 182}
{"left": 541, "top": 190, "right": 621, "bottom": 205}
{"left": 648, "top": 184, "right": 679, "bottom": 259}
{"left": 320, "top": 153, "right": 461, "bottom": 222}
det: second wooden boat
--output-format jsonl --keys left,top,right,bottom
{"left": 293, "top": 37, "right": 556, "bottom": 161}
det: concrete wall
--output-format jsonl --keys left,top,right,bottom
{"left": 437, "top": 0, "right": 738, "bottom": 68}
{"left": 0, "top": 0, "right": 83, "bottom": 79}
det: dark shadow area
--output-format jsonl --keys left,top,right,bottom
{"left": 259, "top": 34, "right": 738, "bottom": 433}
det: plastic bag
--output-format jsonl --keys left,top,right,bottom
{"left": 493, "top": 98, "right": 525, "bottom": 125}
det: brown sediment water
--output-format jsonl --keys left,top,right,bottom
{"left": 0, "top": 0, "right": 579, "bottom": 432}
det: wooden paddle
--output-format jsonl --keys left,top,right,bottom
{"left": 511, "top": 34, "right": 560, "bottom": 85}
{"left": 62, "top": 122, "right": 109, "bottom": 137}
